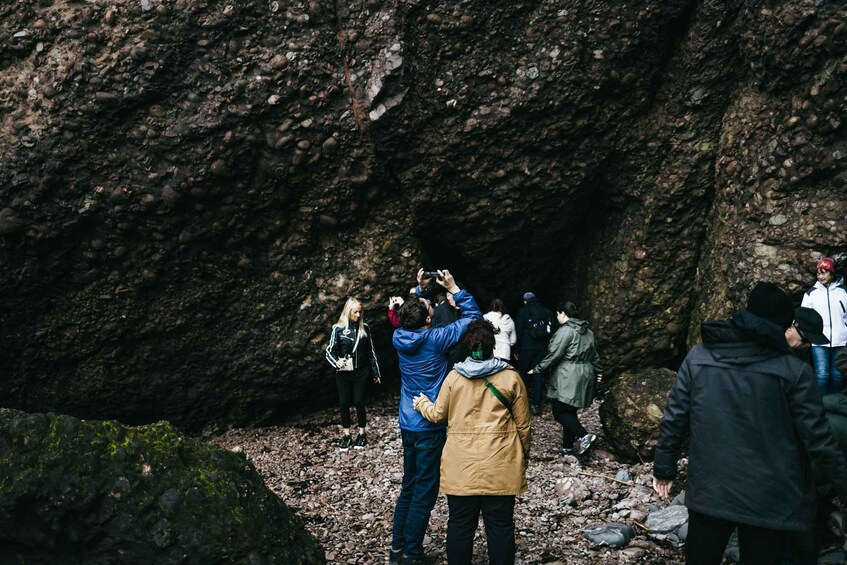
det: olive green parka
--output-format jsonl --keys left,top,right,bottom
{"left": 534, "top": 318, "right": 602, "bottom": 408}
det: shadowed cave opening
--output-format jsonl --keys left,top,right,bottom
{"left": 418, "top": 236, "right": 561, "bottom": 317}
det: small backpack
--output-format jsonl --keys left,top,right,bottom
{"left": 527, "top": 317, "right": 552, "bottom": 341}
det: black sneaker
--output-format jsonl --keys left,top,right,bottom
{"left": 353, "top": 434, "right": 367, "bottom": 449}
{"left": 388, "top": 548, "right": 403, "bottom": 564}
{"left": 339, "top": 435, "right": 353, "bottom": 450}
{"left": 576, "top": 433, "right": 597, "bottom": 455}
{"left": 561, "top": 448, "right": 573, "bottom": 456}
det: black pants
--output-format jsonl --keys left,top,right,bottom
{"left": 446, "top": 495, "right": 515, "bottom": 565}
{"left": 686, "top": 509, "right": 815, "bottom": 565}
{"left": 551, "top": 400, "right": 587, "bottom": 449}
{"left": 517, "top": 348, "right": 546, "bottom": 406}
{"left": 335, "top": 372, "right": 368, "bottom": 428}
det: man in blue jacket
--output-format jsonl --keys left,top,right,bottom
{"left": 389, "top": 269, "right": 482, "bottom": 565}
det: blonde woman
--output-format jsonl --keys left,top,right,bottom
{"left": 325, "top": 298, "right": 381, "bottom": 450}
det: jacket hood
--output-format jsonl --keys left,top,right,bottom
{"left": 700, "top": 311, "right": 790, "bottom": 365}
{"left": 393, "top": 328, "right": 428, "bottom": 354}
{"left": 454, "top": 358, "right": 508, "bottom": 379}
{"left": 565, "top": 318, "right": 590, "bottom": 334}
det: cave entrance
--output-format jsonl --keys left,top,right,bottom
{"left": 418, "top": 237, "right": 563, "bottom": 317}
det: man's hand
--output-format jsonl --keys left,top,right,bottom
{"left": 653, "top": 477, "right": 673, "bottom": 500}
{"left": 336, "top": 359, "right": 347, "bottom": 369}
{"left": 436, "top": 269, "right": 459, "bottom": 293}
{"left": 416, "top": 268, "right": 432, "bottom": 289}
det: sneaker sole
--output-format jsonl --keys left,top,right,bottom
{"left": 577, "top": 435, "right": 597, "bottom": 455}
{"left": 353, "top": 445, "right": 365, "bottom": 450}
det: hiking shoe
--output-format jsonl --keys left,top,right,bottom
{"left": 561, "top": 448, "right": 573, "bottom": 456}
{"left": 353, "top": 434, "right": 367, "bottom": 449}
{"left": 388, "top": 548, "right": 403, "bottom": 564}
{"left": 576, "top": 433, "right": 597, "bottom": 455}
{"left": 339, "top": 435, "right": 353, "bottom": 450}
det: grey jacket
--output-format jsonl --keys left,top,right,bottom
{"left": 534, "top": 318, "right": 601, "bottom": 408}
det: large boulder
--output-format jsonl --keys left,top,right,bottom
{"left": 0, "top": 408, "right": 324, "bottom": 564}
{"left": 599, "top": 368, "right": 677, "bottom": 462}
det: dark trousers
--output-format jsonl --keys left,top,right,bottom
{"left": 446, "top": 495, "right": 515, "bottom": 565}
{"left": 551, "top": 400, "right": 587, "bottom": 449}
{"left": 335, "top": 372, "right": 368, "bottom": 428}
{"left": 686, "top": 509, "right": 815, "bottom": 565}
{"left": 517, "top": 349, "right": 546, "bottom": 406}
{"left": 391, "top": 429, "right": 447, "bottom": 560}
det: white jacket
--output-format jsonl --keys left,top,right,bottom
{"left": 484, "top": 311, "right": 517, "bottom": 360}
{"left": 801, "top": 277, "right": 847, "bottom": 347}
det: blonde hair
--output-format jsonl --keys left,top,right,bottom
{"left": 336, "top": 297, "right": 366, "bottom": 336}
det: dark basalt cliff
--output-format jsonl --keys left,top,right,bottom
{"left": 1, "top": 0, "right": 845, "bottom": 430}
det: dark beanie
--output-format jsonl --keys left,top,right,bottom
{"left": 745, "top": 282, "right": 793, "bottom": 330}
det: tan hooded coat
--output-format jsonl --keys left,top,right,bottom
{"left": 415, "top": 361, "right": 531, "bottom": 495}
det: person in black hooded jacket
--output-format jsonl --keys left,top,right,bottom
{"left": 653, "top": 282, "right": 847, "bottom": 564}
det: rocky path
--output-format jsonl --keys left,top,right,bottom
{"left": 211, "top": 392, "right": 686, "bottom": 564}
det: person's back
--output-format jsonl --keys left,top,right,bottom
{"left": 655, "top": 282, "right": 847, "bottom": 564}
{"left": 515, "top": 296, "right": 554, "bottom": 353}
{"left": 515, "top": 292, "right": 554, "bottom": 413}
{"left": 412, "top": 319, "right": 529, "bottom": 564}
{"left": 677, "top": 314, "right": 831, "bottom": 529}
{"left": 394, "top": 313, "right": 477, "bottom": 431}
{"left": 389, "top": 269, "right": 482, "bottom": 565}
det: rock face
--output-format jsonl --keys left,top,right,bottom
{"left": 0, "top": 0, "right": 845, "bottom": 430}
{"left": 0, "top": 408, "right": 325, "bottom": 564}
{"left": 600, "top": 368, "right": 678, "bottom": 461}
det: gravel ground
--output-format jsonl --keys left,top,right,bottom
{"left": 211, "top": 392, "right": 686, "bottom": 564}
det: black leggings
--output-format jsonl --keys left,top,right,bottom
{"left": 336, "top": 372, "right": 368, "bottom": 429}
{"left": 551, "top": 400, "right": 587, "bottom": 449}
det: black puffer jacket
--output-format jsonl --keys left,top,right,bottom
{"left": 654, "top": 310, "right": 847, "bottom": 531}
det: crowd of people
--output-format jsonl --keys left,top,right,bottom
{"left": 323, "top": 256, "right": 847, "bottom": 564}
{"left": 326, "top": 269, "right": 600, "bottom": 563}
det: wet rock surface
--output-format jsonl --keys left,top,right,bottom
{"left": 0, "top": 0, "right": 846, "bottom": 431}
{"left": 600, "top": 368, "right": 678, "bottom": 461}
{"left": 0, "top": 408, "right": 324, "bottom": 564}
{"left": 212, "top": 395, "right": 687, "bottom": 563}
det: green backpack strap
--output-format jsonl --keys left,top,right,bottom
{"left": 483, "top": 378, "right": 514, "bottom": 419}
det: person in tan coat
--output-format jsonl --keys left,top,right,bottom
{"left": 413, "top": 320, "right": 530, "bottom": 565}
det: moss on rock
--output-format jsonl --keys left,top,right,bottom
{"left": 0, "top": 408, "right": 324, "bottom": 564}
